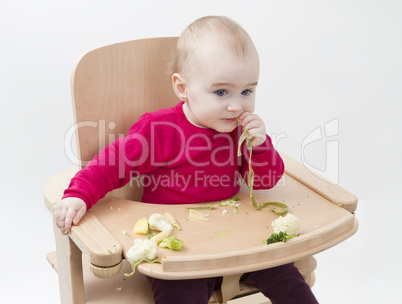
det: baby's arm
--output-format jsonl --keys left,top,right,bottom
{"left": 54, "top": 197, "right": 87, "bottom": 235}
{"left": 238, "top": 112, "right": 266, "bottom": 147}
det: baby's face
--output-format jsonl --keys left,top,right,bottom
{"left": 182, "top": 42, "right": 260, "bottom": 133}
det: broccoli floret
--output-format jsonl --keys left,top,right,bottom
{"left": 266, "top": 231, "right": 296, "bottom": 245}
{"left": 159, "top": 236, "right": 184, "bottom": 251}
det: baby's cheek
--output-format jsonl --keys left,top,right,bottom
{"left": 244, "top": 102, "right": 255, "bottom": 113}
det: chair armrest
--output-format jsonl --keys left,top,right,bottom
{"left": 280, "top": 152, "right": 358, "bottom": 213}
{"left": 44, "top": 167, "right": 123, "bottom": 269}
{"left": 43, "top": 167, "right": 79, "bottom": 212}
{"left": 69, "top": 210, "right": 123, "bottom": 268}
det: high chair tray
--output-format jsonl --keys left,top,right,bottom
{"left": 44, "top": 153, "right": 358, "bottom": 280}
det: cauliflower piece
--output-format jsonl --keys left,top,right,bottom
{"left": 148, "top": 213, "right": 173, "bottom": 234}
{"left": 126, "top": 239, "right": 158, "bottom": 262}
{"left": 271, "top": 213, "right": 300, "bottom": 236}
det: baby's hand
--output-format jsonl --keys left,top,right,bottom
{"left": 54, "top": 197, "right": 87, "bottom": 235}
{"left": 239, "top": 112, "right": 267, "bottom": 147}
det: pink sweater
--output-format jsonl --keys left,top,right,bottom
{"left": 63, "top": 102, "right": 284, "bottom": 208}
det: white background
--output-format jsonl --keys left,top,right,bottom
{"left": 1, "top": 0, "right": 401, "bottom": 303}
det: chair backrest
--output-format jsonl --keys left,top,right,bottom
{"left": 71, "top": 37, "right": 180, "bottom": 201}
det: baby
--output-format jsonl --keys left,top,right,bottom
{"left": 55, "top": 16, "right": 318, "bottom": 304}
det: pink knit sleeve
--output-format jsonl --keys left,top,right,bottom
{"left": 62, "top": 114, "right": 163, "bottom": 209}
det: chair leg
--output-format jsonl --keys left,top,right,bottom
{"left": 303, "top": 272, "right": 316, "bottom": 288}
{"left": 53, "top": 220, "right": 85, "bottom": 304}
{"left": 294, "top": 255, "right": 317, "bottom": 288}
{"left": 212, "top": 273, "right": 243, "bottom": 304}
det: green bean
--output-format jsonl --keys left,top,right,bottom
{"left": 238, "top": 129, "right": 288, "bottom": 216}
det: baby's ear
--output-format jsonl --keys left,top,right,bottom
{"left": 171, "top": 73, "right": 188, "bottom": 101}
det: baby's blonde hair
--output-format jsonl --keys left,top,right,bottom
{"left": 170, "top": 16, "right": 256, "bottom": 76}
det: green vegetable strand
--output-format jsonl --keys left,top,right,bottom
{"left": 124, "top": 259, "right": 162, "bottom": 277}
{"left": 256, "top": 201, "right": 288, "bottom": 216}
{"left": 238, "top": 129, "right": 288, "bottom": 216}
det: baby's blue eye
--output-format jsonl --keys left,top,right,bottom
{"left": 241, "top": 89, "right": 252, "bottom": 96}
{"left": 215, "top": 90, "right": 227, "bottom": 97}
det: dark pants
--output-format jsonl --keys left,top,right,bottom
{"left": 146, "top": 263, "right": 318, "bottom": 304}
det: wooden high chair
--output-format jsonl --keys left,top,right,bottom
{"left": 44, "top": 37, "right": 358, "bottom": 304}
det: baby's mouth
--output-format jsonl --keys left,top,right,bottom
{"left": 222, "top": 118, "right": 238, "bottom": 123}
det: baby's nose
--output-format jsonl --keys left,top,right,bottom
{"left": 226, "top": 98, "right": 243, "bottom": 112}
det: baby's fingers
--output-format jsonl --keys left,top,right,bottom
{"left": 250, "top": 134, "right": 266, "bottom": 147}
{"left": 54, "top": 203, "right": 67, "bottom": 231}
{"left": 72, "top": 204, "right": 86, "bottom": 225}
{"left": 54, "top": 198, "right": 87, "bottom": 235}
{"left": 63, "top": 209, "right": 76, "bottom": 235}
{"left": 64, "top": 204, "right": 85, "bottom": 234}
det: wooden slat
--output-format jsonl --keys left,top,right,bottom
{"left": 71, "top": 37, "right": 180, "bottom": 168}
